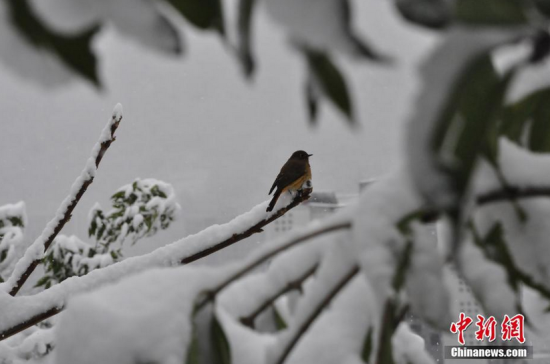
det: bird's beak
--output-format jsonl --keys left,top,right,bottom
{"left": 308, "top": 154, "right": 313, "bottom": 157}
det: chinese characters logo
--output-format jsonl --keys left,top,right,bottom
{"left": 450, "top": 313, "right": 525, "bottom": 345}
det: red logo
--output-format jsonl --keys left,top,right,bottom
{"left": 475, "top": 315, "right": 497, "bottom": 342}
{"left": 450, "top": 313, "right": 525, "bottom": 345}
{"left": 450, "top": 312, "right": 473, "bottom": 345}
{"left": 501, "top": 314, "right": 525, "bottom": 343}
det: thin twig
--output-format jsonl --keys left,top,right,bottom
{"left": 273, "top": 265, "right": 360, "bottom": 364}
{"left": 477, "top": 186, "right": 550, "bottom": 205}
{"left": 181, "top": 188, "right": 313, "bottom": 264}
{"left": 240, "top": 263, "right": 319, "bottom": 329}
{"left": 5, "top": 107, "right": 122, "bottom": 296}
{"left": 196, "top": 221, "right": 352, "bottom": 309}
{"left": 0, "top": 307, "right": 60, "bottom": 341}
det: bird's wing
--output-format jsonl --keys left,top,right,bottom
{"left": 268, "top": 160, "right": 306, "bottom": 195}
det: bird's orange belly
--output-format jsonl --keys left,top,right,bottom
{"left": 282, "top": 169, "right": 311, "bottom": 193}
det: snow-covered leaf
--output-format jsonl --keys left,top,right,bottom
{"left": 392, "top": 323, "right": 435, "bottom": 364}
{"left": 305, "top": 50, "right": 353, "bottom": 123}
{"left": 458, "top": 234, "right": 519, "bottom": 319}
{"left": 7, "top": 0, "right": 100, "bottom": 86}
{"left": 166, "top": 0, "right": 224, "bottom": 35}
{"left": 394, "top": 0, "right": 452, "bottom": 29}
{"left": 455, "top": 0, "right": 528, "bottom": 25}
{"left": 265, "top": 0, "right": 387, "bottom": 60}
{"left": 404, "top": 224, "right": 451, "bottom": 330}
{"left": 406, "top": 27, "right": 521, "bottom": 211}
{"left": 32, "top": 0, "right": 182, "bottom": 55}
{"left": 0, "top": 202, "right": 27, "bottom": 281}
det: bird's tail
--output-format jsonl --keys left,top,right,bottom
{"left": 266, "top": 189, "right": 283, "bottom": 212}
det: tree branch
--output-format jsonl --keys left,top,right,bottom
{"left": 180, "top": 188, "right": 313, "bottom": 264}
{"left": 273, "top": 265, "right": 360, "bottom": 364}
{"left": 0, "top": 188, "right": 334, "bottom": 340}
{"left": 3, "top": 105, "right": 123, "bottom": 296}
{"left": 196, "top": 220, "right": 351, "bottom": 309}
{"left": 240, "top": 262, "right": 319, "bottom": 329}
{"left": 477, "top": 186, "right": 550, "bottom": 205}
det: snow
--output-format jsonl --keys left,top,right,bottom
{"left": 0, "top": 202, "right": 27, "bottom": 280}
{"left": 266, "top": 240, "right": 357, "bottom": 364}
{"left": 52, "top": 235, "right": 115, "bottom": 272}
{"left": 55, "top": 266, "right": 219, "bottom": 364}
{"left": 392, "top": 323, "right": 435, "bottom": 364}
{"left": 405, "top": 223, "right": 451, "bottom": 330}
{"left": 457, "top": 235, "right": 518, "bottom": 319}
{"left": 31, "top": 0, "right": 181, "bottom": 54}
{"left": 0, "top": 104, "right": 122, "bottom": 295}
{"left": 351, "top": 170, "right": 422, "bottom": 308}
{"left": 0, "top": 321, "right": 55, "bottom": 363}
{"left": 277, "top": 276, "right": 374, "bottom": 364}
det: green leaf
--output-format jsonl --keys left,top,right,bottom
{"left": 7, "top": 0, "right": 100, "bottom": 86}
{"left": 455, "top": 0, "right": 528, "bottom": 25}
{"left": 377, "top": 301, "right": 396, "bottom": 364}
{"left": 0, "top": 249, "right": 7, "bottom": 263}
{"left": 394, "top": 0, "right": 452, "bottom": 29}
{"left": 8, "top": 216, "right": 24, "bottom": 227}
{"left": 166, "top": 0, "right": 225, "bottom": 35}
{"left": 361, "top": 327, "right": 374, "bottom": 363}
{"left": 273, "top": 305, "right": 288, "bottom": 331}
{"left": 392, "top": 240, "right": 413, "bottom": 291}
{"left": 185, "top": 321, "right": 201, "bottom": 364}
{"left": 35, "top": 276, "right": 50, "bottom": 288}
{"left": 305, "top": 49, "right": 354, "bottom": 123}
{"left": 211, "top": 315, "right": 231, "bottom": 364}
{"left": 97, "top": 224, "right": 106, "bottom": 241}
{"left": 88, "top": 218, "right": 98, "bottom": 238}
{"left": 111, "top": 191, "right": 126, "bottom": 200}
{"left": 528, "top": 90, "right": 550, "bottom": 152}
{"left": 236, "top": 0, "right": 256, "bottom": 78}
{"left": 498, "top": 87, "right": 550, "bottom": 153}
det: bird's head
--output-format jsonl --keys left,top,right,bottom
{"left": 291, "top": 150, "right": 313, "bottom": 160}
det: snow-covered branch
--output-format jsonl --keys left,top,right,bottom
{"left": 0, "top": 188, "right": 324, "bottom": 340}
{"left": 239, "top": 262, "right": 318, "bottom": 329}
{"left": 272, "top": 264, "right": 359, "bottom": 364}
{"left": 1, "top": 104, "right": 123, "bottom": 297}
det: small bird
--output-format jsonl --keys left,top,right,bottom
{"left": 267, "top": 150, "right": 313, "bottom": 212}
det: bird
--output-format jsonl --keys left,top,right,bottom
{"left": 266, "top": 150, "right": 312, "bottom": 212}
